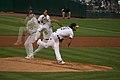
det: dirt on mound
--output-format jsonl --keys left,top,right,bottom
{"left": 0, "top": 57, "right": 112, "bottom": 72}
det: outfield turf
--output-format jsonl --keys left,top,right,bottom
{"left": 0, "top": 16, "right": 120, "bottom": 36}
{"left": 0, "top": 15, "right": 120, "bottom": 80}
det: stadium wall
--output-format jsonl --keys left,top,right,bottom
{"left": 0, "top": 0, "right": 13, "bottom": 12}
{"left": 0, "top": 0, "right": 86, "bottom": 18}
{"left": 0, "top": 0, "right": 120, "bottom": 18}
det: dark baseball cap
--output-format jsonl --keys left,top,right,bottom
{"left": 70, "top": 23, "right": 79, "bottom": 28}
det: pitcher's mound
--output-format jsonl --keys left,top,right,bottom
{"left": 0, "top": 57, "right": 112, "bottom": 72}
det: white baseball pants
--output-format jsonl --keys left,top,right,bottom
{"left": 37, "top": 33, "right": 63, "bottom": 61}
{"left": 24, "top": 32, "right": 40, "bottom": 57}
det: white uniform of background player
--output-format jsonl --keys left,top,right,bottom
{"left": 37, "top": 10, "right": 52, "bottom": 41}
{"left": 36, "top": 23, "right": 79, "bottom": 64}
{"left": 38, "top": 10, "right": 51, "bottom": 24}
{"left": 29, "top": 10, "right": 63, "bottom": 58}
{"left": 24, "top": 13, "right": 39, "bottom": 59}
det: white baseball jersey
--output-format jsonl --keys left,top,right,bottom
{"left": 37, "top": 22, "right": 51, "bottom": 31}
{"left": 27, "top": 17, "right": 38, "bottom": 27}
{"left": 38, "top": 14, "right": 51, "bottom": 23}
{"left": 55, "top": 26, "right": 74, "bottom": 39}
{"left": 26, "top": 17, "right": 38, "bottom": 34}
{"left": 37, "top": 14, "right": 52, "bottom": 40}
{"left": 37, "top": 21, "right": 53, "bottom": 38}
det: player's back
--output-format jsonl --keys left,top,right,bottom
{"left": 56, "top": 27, "right": 74, "bottom": 39}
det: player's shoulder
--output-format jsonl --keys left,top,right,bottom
{"left": 65, "top": 26, "right": 71, "bottom": 30}
{"left": 39, "top": 14, "right": 44, "bottom": 17}
{"left": 47, "top": 15, "right": 50, "bottom": 17}
{"left": 46, "top": 15, "right": 50, "bottom": 18}
{"left": 68, "top": 27, "right": 73, "bottom": 32}
{"left": 31, "top": 17, "right": 37, "bottom": 21}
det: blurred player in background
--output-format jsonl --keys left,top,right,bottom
{"left": 14, "top": 11, "right": 33, "bottom": 45}
{"left": 24, "top": 12, "right": 40, "bottom": 59}
{"left": 38, "top": 10, "right": 50, "bottom": 24}
{"left": 61, "top": 7, "right": 71, "bottom": 19}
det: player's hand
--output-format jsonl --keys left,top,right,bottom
{"left": 68, "top": 38, "right": 72, "bottom": 48}
{"left": 67, "top": 43, "right": 71, "bottom": 48}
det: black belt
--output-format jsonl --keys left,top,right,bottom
{"left": 45, "top": 39, "right": 49, "bottom": 40}
{"left": 57, "top": 35, "right": 60, "bottom": 40}
{"left": 57, "top": 35, "right": 64, "bottom": 42}
{"left": 45, "top": 38, "right": 52, "bottom": 40}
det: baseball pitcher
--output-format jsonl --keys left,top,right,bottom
{"left": 32, "top": 23, "right": 79, "bottom": 64}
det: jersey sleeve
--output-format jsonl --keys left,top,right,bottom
{"left": 33, "top": 17, "right": 38, "bottom": 24}
{"left": 47, "top": 15, "right": 51, "bottom": 22}
{"left": 38, "top": 15, "right": 43, "bottom": 22}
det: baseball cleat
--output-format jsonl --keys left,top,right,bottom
{"left": 14, "top": 40, "right": 22, "bottom": 45}
{"left": 25, "top": 55, "right": 34, "bottom": 59}
{"left": 14, "top": 42, "right": 22, "bottom": 45}
{"left": 28, "top": 54, "right": 34, "bottom": 59}
{"left": 25, "top": 56, "right": 29, "bottom": 59}
{"left": 57, "top": 60, "right": 65, "bottom": 64}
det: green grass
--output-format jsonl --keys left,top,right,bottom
{"left": 0, "top": 47, "right": 120, "bottom": 80}
{"left": 60, "top": 19, "right": 120, "bottom": 36}
{"left": 0, "top": 16, "right": 25, "bottom": 35}
{"left": 0, "top": 72, "right": 119, "bottom": 80}
{"left": 0, "top": 16, "right": 120, "bottom": 36}
{"left": 0, "top": 15, "right": 120, "bottom": 80}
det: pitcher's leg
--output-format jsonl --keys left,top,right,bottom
{"left": 62, "top": 12, "right": 65, "bottom": 19}
{"left": 53, "top": 43, "right": 65, "bottom": 64}
{"left": 33, "top": 46, "right": 44, "bottom": 56}
{"left": 30, "top": 39, "right": 48, "bottom": 57}
{"left": 27, "top": 33, "right": 38, "bottom": 58}
{"left": 53, "top": 43, "right": 62, "bottom": 61}
{"left": 24, "top": 42, "right": 30, "bottom": 58}
{"left": 37, "top": 39, "right": 48, "bottom": 48}
{"left": 28, "top": 43, "right": 34, "bottom": 56}
{"left": 68, "top": 12, "right": 71, "bottom": 19}
{"left": 14, "top": 27, "right": 25, "bottom": 45}
{"left": 24, "top": 36, "right": 32, "bottom": 58}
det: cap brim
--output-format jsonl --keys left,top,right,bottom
{"left": 75, "top": 25, "right": 79, "bottom": 28}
